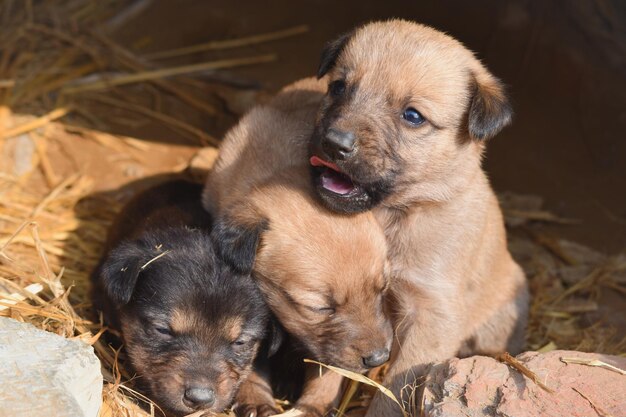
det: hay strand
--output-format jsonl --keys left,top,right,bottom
{"left": 61, "top": 54, "right": 276, "bottom": 94}
{"left": 336, "top": 379, "right": 361, "bottom": 417}
{"left": 496, "top": 352, "right": 555, "bottom": 393}
{"left": 86, "top": 94, "right": 219, "bottom": 146}
{"left": 140, "top": 249, "right": 171, "bottom": 270}
{"left": 146, "top": 25, "right": 309, "bottom": 59}
{"left": 560, "top": 357, "right": 626, "bottom": 375}
{"left": 0, "top": 282, "right": 43, "bottom": 311}
{"left": 304, "top": 359, "right": 409, "bottom": 417}
{"left": 1, "top": 107, "right": 72, "bottom": 140}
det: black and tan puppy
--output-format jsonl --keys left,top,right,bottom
{"left": 92, "top": 180, "right": 278, "bottom": 416}
{"left": 309, "top": 20, "right": 529, "bottom": 416}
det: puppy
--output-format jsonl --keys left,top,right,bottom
{"left": 203, "top": 76, "right": 326, "bottom": 217}
{"left": 92, "top": 180, "right": 278, "bottom": 416}
{"left": 208, "top": 163, "right": 392, "bottom": 417}
{"left": 309, "top": 20, "right": 529, "bottom": 416}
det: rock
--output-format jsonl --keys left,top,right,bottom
{"left": 423, "top": 350, "right": 626, "bottom": 417}
{"left": 0, "top": 317, "right": 103, "bottom": 417}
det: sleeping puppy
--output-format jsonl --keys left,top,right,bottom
{"left": 205, "top": 78, "right": 392, "bottom": 416}
{"left": 309, "top": 20, "right": 530, "bottom": 416}
{"left": 208, "top": 167, "right": 392, "bottom": 417}
{"left": 91, "top": 180, "right": 279, "bottom": 416}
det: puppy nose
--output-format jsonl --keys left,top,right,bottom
{"left": 184, "top": 386, "right": 215, "bottom": 408}
{"left": 362, "top": 348, "right": 390, "bottom": 368}
{"left": 322, "top": 128, "right": 356, "bottom": 159}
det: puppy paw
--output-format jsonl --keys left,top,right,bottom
{"left": 234, "top": 403, "right": 280, "bottom": 417}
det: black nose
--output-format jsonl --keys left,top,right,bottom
{"left": 362, "top": 348, "right": 390, "bottom": 368}
{"left": 322, "top": 128, "right": 356, "bottom": 159}
{"left": 184, "top": 386, "right": 215, "bottom": 409}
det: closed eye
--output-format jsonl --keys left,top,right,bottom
{"left": 154, "top": 326, "right": 173, "bottom": 337}
{"left": 232, "top": 338, "right": 249, "bottom": 346}
{"left": 316, "top": 306, "right": 336, "bottom": 315}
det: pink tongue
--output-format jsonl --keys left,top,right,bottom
{"left": 321, "top": 171, "right": 354, "bottom": 195}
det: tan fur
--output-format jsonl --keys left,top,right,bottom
{"left": 202, "top": 77, "right": 326, "bottom": 215}
{"left": 251, "top": 170, "right": 390, "bottom": 367}
{"left": 232, "top": 369, "right": 278, "bottom": 417}
{"left": 121, "top": 313, "right": 259, "bottom": 414}
{"left": 206, "top": 20, "right": 527, "bottom": 416}
{"left": 171, "top": 307, "right": 244, "bottom": 344}
{"left": 313, "top": 20, "right": 528, "bottom": 416}
{"left": 226, "top": 169, "right": 391, "bottom": 417}
{"left": 204, "top": 83, "right": 392, "bottom": 415}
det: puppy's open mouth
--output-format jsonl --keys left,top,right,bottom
{"left": 310, "top": 156, "right": 361, "bottom": 197}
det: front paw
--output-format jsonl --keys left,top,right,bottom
{"left": 234, "top": 403, "right": 280, "bottom": 417}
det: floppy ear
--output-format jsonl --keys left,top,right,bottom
{"left": 267, "top": 318, "right": 284, "bottom": 357}
{"left": 317, "top": 30, "right": 354, "bottom": 79}
{"left": 210, "top": 211, "right": 268, "bottom": 275}
{"left": 98, "top": 241, "right": 150, "bottom": 306}
{"left": 468, "top": 70, "right": 513, "bottom": 141}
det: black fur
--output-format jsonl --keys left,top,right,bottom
{"left": 91, "top": 179, "right": 278, "bottom": 416}
{"left": 468, "top": 76, "right": 513, "bottom": 140}
{"left": 317, "top": 30, "right": 354, "bottom": 79}
{"left": 266, "top": 317, "right": 284, "bottom": 357}
{"left": 98, "top": 240, "right": 149, "bottom": 306}
{"left": 210, "top": 216, "right": 268, "bottom": 275}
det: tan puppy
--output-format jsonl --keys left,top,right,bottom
{"left": 204, "top": 83, "right": 392, "bottom": 416}
{"left": 203, "top": 77, "right": 326, "bottom": 219}
{"left": 308, "top": 20, "right": 529, "bottom": 416}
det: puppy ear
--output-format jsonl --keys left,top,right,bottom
{"left": 317, "top": 30, "right": 354, "bottom": 79}
{"left": 267, "top": 318, "right": 284, "bottom": 357}
{"left": 211, "top": 211, "right": 268, "bottom": 275}
{"left": 98, "top": 241, "right": 150, "bottom": 306}
{"left": 468, "top": 70, "right": 513, "bottom": 141}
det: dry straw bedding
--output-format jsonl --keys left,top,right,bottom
{"left": 0, "top": 1, "right": 624, "bottom": 416}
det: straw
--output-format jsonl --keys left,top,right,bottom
{"left": 2, "top": 2, "right": 623, "bottom": 416}
{"left": 0, "top": 282, "right": 44, "bottom": 311}
{"left": 146, "top": 25, "right": 309, "bottom": 59}
{"left": 304, "top": 359, "right": 409, "bottom": 417}
{"left": 1, "top": 107, "right": 72, "bottom": 140}
{"left": 61, "top": 54, "right": 276, "bottom": 94}
{"left": 85, "top": 94, "right": 219, "bottom": 146}
{"left": 560, "top": 357, "right": 626, "bottom": 375}
{"left": 496, "top": 352, "right": 555, "bottom": 393}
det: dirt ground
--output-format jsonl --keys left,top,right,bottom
{"left": 106, "top": 0, "right": 626, "bottom": 254}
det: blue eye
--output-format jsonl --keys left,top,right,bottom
{"left": 402, "top": 108, "right": 425, "bottom": 126}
